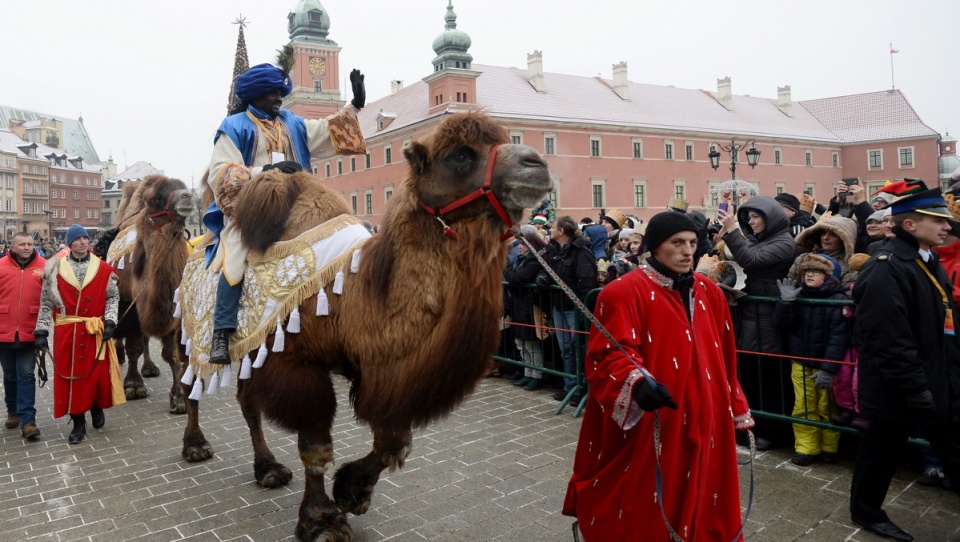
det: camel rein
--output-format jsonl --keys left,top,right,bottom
{"left": 419, "top": 144, "right": 515, "bottom": 242}
{"left": 515, "top": 232, "right": 755, "bottom": 542}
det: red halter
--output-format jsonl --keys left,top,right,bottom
{"left": 419, "top": 144, "right": 515, "bottom": 241}
{"left": 147, "top": 190, "right": 180, "bottom": 231}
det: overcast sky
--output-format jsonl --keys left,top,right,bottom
{"left": 2, "top": 0, "right": 956, "bottom": 187}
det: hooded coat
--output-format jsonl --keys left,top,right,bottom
{"left": 788, "top": 215, "right": 860, "bottom": 294}
{"left": 721, "top": 196, "right": 797, "bottom": 352}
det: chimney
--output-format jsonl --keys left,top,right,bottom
{"left": 777, "top": 85, "right": 792, "bottom": 117}
{"left": 391, "top": 80, "right": 404, "bottom": 95}
{"left": 612, "top": 61, "right": 629, "bottom": 100}
{"left": 527, "top": 50, "right": 545, "bottom": 93}
{"left": 717, "top": 76, "right": 732, "bottom": 111}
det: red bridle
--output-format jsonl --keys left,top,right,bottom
{"left": 419, "top": 144, "right": 515, "bottom": 241}
{"left": 147, "top": 191, "right": 180, "bottom": 231}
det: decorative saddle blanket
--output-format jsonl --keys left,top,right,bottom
{"left": 177, "top": 214, "right": 371, "bottom": 380}
{"left": 105, "top": 225, "right": 139, "bottom": 270}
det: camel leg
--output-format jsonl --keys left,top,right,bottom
{"left": 237, "top": 378, "right": 293, "bottom": 488}
{"left": 333, "top": 425, "right": 412, "bottom": 516}
{"left": 141, "top": 336, "right": 161, "bottom": 377}
{"left": 123, "top": 332, "right": 150, "bottom": 400}
{"left": 162, "top": 334, "right": 186, "bottom": 414}
{"left": 179, "top": 356, "right": 213, "bottom": 462}
{"left": 294, "top": 430, "right": 352, "bottom": 542}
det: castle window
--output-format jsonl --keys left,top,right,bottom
{"left": 315, "top": 80, "right": 322, "bottom": 92}
{"left": 309, "top": 11, "right": 322, "bottom": 22}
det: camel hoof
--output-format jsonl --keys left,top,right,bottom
{"left": 332, "top": 463, "right": 375, "bottom": 516}
{"left": 142, "top": 363, "right": 161, "bottom": 378}
{"left": 255, "top": 459, "right": 293, "bottom": 488}
{"left": 124, "top": 383, "right": 149, "bottom": 400}
{"left": 169, "top": 393, "right": 187, "bottom": 415}
{"left": 181, "top": 442, "right": 214, "bottom": 463}
{"left": 295, "top": 507, "right": 352, "bottom": 542}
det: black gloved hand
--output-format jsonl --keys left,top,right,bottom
{"left": 262, "top": 161, "right": 303, "bottom": 174}
{"left": 350, "top": 69, "right": 365, "bottom": 110}
{"left": 906, "top": 390, "right": 936, "bottom": 419}
{"left": 535, "top": 272, "right": 553, "bottom": 288}
{"left": 103, "top": 320, "right": 116, "bottom": 341}
{"left": 33, "top": 330, "right": 48, "bottom": 351}
{"left": 633, "top": 378, "right": 679, "bottom": 411}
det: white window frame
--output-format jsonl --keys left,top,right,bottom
{"left": 544, "top": 133, "right": 556, "bottom": 156}
{"left": 591, "top": 178, "right": 606, "bottom": 208}
{"left": 665, "top": 140, "right": 675, "bottom": 161}
{"left": 868, "top": 149, "right": 883, "bottom": 169}
{"left": 632, "top": 138, "right": 643, "bottom": 159}
{"left": 898, "top": 146, "right": 915, "bottom": 168}
{"left": 632, "top": 178, "right": 647, "bottom": 208}
{"left": 589, "top": 135, "right": 602, "bottom": 158}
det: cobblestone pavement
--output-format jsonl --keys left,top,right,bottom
{"left": 1, "top": 352, "right": 958, "bottom": 541}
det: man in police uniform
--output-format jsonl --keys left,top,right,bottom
{"left": 850, "top": 183, "right": 960, "bottom": 541}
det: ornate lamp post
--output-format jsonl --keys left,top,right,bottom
{"left": 42, "top": 209, "right": 54, "bottom": 239}
{"left": 708, "top": 139, "right": 761, "bottom": 210}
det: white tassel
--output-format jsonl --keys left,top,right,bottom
{"left": 333, "top": 268, "right": 345, "bottom": 294}
{"left": 185, "top": 338, "right": 192, "bottom": 357}
{"left": 350, "top": 250, "right": 361, "bottom": 273}
{"left": 172, "top": 302, "right": 182, "bottom": 318}
{"left": 252, "top": 343, "right": 268, "bottom": 368}
{"left": 188, "top": 378, "right": 203, "bottom": 401}
{"left": 272, "top": 318, "right": 285, "bottom": 352}
{"left": 180, "top": 363, "right": 195, "bottom": 385}
{"left": 287, "top": 306, "right": 301, "bottom": 333}
{"left": 317, "top": 290, "right": 329, "bottom": 316}
{"left": 206, "top": 372, "right": 220, "bottom": 395}
{"left": 117, "top": 257, "right": 125, "bottom": 270}
{"left": 239, "top": 354, "right": 252, "bottom": 379}
{"left": 180, "top": 322, "right": 188, "bottom": 345}
{"left": 220, "top": 363, "right": 233, "bottom": 388}
{"left": 173, "top": 287, "right": 180, "bottom": 304}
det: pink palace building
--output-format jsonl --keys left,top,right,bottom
{"left": 282, "top": 0, "right": 942, "bottom": 225}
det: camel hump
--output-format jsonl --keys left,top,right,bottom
{"left": 234, "top": 170, "right": 310, "bottom": 253}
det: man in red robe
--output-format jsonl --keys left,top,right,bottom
{"left": 34, "top": 224, "right": 120, "bottom": 444}
{"left": 563, "top": 212, "right": 754, "bottom": 541}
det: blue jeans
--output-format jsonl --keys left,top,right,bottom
{"left": 213, "top": 273, "right": 243, "bottom": 331}
{"left": 0, "top": 346, "right": 37, "bottom": 426}
{"left": 552, "top": 308, "right": 577, "bottom": 392}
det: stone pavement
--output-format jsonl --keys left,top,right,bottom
{"left": 1, "top": 353, "right": 958, "bottom": 541}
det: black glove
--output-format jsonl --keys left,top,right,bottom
{"left": 350, "top": 69, "right": 365, "bottom": 110}
{"left": 103, "top": 320, "right": 116, "bottom": 341}
{"left": 633, "top": 378, "right": 678, "bottom": 411}
{"left": 33, "top": 330, "right": 48, "bottom": 351}
{"left": 262, "top": 161, "right": 303, "bottom": 174}
{"left": 906, "top": 390, "right": 936, "bottom": 419}
{"left": 535, "top": 272, "right": 553, "bottom": 288}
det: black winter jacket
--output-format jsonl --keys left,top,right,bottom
{"left": 536, "top": 236, "right": 599, "bottom": 311}
{"left": 773, "top": 288, "right": 849, "bottom": 374}
{"left": 503, "top": 251, "right": 544, "bottom": 341}
{"left": 854, "top": 230, "right": 960, "bottom": 422}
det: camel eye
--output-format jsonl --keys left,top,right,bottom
{"left": 443, "top": 147, "right": 475, "bottom": 174}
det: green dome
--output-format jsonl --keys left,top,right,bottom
{"left": 431, "top": 1, "right": 472, "bottom": 71}
{"left": 288, "top": 0, "right": 337, "bottom": 45}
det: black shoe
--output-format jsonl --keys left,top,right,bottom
{"left": 791, "top": 452, "right": 816, "bottom": 466}
{"left": 569, "top": 392, "right": 585, "bottom": 405}
{"left": 91, "top": 405, "right": 105, "bottom": 429}
{"left": 505, "top": 370, "right": 524, "bottom": 380}
{"left": 209, "top": 329, "right": 232, "bottom": 365}
{"left": 552, "top": 390, "right": 569, "bottom": 401}
{"left": 754, "top": 437, "right": 774, "bottom": 451}
{"left": 852, "top": 517, "right": 913, "bottom": 541}
{"left": 68, "top": 415, "right": 86, "bottom": 444}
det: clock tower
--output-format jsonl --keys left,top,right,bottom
{"left": 284, "top": 0, "right": 343, "bottom": 119}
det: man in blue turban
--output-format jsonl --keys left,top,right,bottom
{"left": 205, "top": 63, "right": 366, "bottom": 364}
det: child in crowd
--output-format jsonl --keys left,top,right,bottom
{"left": 775, "top": 253, "right": 849, "bottom": 466}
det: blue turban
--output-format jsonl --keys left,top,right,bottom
{"left": 234, "top": 64, "right": 292, "bottom": 103}
{"left": 66, "top": 224, "right": 88, "bottom": 246}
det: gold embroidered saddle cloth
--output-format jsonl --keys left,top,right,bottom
{"left": 177, "top": 214, "right": 370, "bottom": 377}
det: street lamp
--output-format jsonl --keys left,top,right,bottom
{"left": 43, "top": 209, "right": 54, "bottom": 240}
{"left": 708, "top": 138, "right": 760, "bottom": 180}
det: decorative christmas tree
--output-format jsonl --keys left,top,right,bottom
{"left": 226, "top": 15, "right": 250, "bottom": 115}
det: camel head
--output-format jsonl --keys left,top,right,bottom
{"left": 405, "top": 112, "right": 553, "bottom": 232}
{"left": 138, "top": 175, "right": 196, "bottom": 229}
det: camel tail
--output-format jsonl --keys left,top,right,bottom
{"left": 234, "top": 171, "right": 309, "bottom": 252}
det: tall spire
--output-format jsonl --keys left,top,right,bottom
{"left": 431, "top": 1, "right": 472, "bottom": 72}
{"left": 227, "top": 15, "right": 250, "bottom": 115}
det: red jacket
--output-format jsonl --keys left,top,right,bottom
{"left": 933, "top": 239, "right": 960, "bottom": 304}
{"left": 0, "top": 251, "right": 46, "bottom": 343}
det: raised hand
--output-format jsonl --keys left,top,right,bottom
{"left": 350, "top": 69, "right": 366, "bottom": 110}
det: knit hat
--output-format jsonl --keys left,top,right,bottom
{"left": 601, "top": 209, "right": 627, "bottom": 230}
{"left": 645, "top": 212, "right": 698, "bottom": 252}
{"left": 66, "top": 224, "right": 87, "bottom": 246}
{"left": 798, "top": 193, "right": 816, "bottom": 214}
{"left": 866, "top": 210, "right": 885, "bottom": 223}
{"left": 774, "top": 193, "right": 801, "bottom": 214}
{"left": 618, "top": 228, "right": 635, "bottom": 240}
{"left": 871, "top": 192, "right": 894, "bottom": 207}
{"left": 532, "top": 214, "right": 548, "bottom": 225}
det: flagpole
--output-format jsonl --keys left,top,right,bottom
{"left": 890, "top": 42, "right": 896, "bottom": 90}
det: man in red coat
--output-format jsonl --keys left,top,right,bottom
{"left": 0, "top": 232, "right": 45, "bottom": 440}
{"left": 564, "top": 212, "right": 755, "bottom": 541}
{"left": 34, "top": 224, "right": 119, "bottom": 444}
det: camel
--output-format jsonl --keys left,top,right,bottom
{"left": 177, "top": 111, "right": 553, "bottom": 541}
{"left": 107, "top": 175, "right": 195, "bottom": 413}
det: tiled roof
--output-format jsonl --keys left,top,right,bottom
{"left": 359, "top": 65, "right": 938, "bottom": 146}
{"left": 110, "top": 160, "right": 160, "bottom": 181}
{"left": 0, "top": 106, "right": 100, "bottom": 163}
{"left": 798, "top": 90, "right": 938, "bottom": 142}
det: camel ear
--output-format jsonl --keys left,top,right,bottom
{"left": 404, "top": 142, "right": 429, "bottom": 176}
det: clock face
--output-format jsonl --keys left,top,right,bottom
{"left": 309, "top": 57, "right": 326, "bottom": 76}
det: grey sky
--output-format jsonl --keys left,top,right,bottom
{"left": 2, "top": 0, "right": 955, "bottom": 187}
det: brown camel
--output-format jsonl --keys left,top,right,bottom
{"left": 108, "top": 175, "right": 195, "bottom": 413}
{"left": 178, "top": 112, "right": 553, "bottom": 541}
